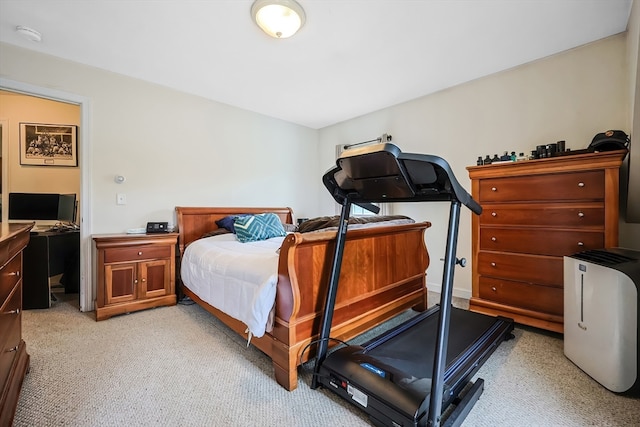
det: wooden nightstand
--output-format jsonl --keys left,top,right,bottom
{"left": 93, "top": 233, "right": 178, "bottom": 321}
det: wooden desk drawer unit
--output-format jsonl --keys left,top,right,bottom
{"left": 93, "top": 233, "right": 178, "bottom": 321}
{"left": 467, "top": 150, "right": 626, "bottom": 333}
{"left": 0, "top": 223, "right": 32, "bottom": 426}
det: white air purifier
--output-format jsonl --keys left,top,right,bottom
{"left": 564, "top": 248, "right": 640, "bottom": 395}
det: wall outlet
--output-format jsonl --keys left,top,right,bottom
{"left": 116, "top": 193, "right": 127, "bottom": 205}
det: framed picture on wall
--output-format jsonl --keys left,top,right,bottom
{"left": 19, "top": 122, "right": 78, "bottom": 167}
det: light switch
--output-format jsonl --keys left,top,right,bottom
{"left": 116, "top": 193, "right": 127, "bottom": 205}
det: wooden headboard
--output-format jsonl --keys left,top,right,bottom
{"left": 175, "top": 206, "right": 294, "bottom": 255}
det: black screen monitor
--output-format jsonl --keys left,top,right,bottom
{"left": 8, "top": 192, "right": 59, "bottom": 220}
{"left": 8, "top": 192, "right": 77, "bottom": 224}
{"left": 57, "top": 193, "right": 77, "bottom": 224}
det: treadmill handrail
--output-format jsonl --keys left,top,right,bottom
{"left": 398, "top": 152, "right": 482, "bottom": 215}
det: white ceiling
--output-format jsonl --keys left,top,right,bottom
{"left": 0, "top": 0, "right": 633, "bottom": 129}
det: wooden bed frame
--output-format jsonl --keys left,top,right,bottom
{"left": 175, "top": 206, "right": 431, "bottom": 391}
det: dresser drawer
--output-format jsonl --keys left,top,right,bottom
{"left": 0, "top": 287, "right": 22, "bottom": 388}
{"left": 0, "top": 255, "right": 22, "bottom": 304}
{"left": 479, "top": 202, "right": 605, "bottom": 227}
{"left": 478, "top": 171, "right": 604, "bottom": 202}
{"left": 478, "top": 251, "right": 563, "bottom": 287}
{"left": 480, "top": 228, "right": 604, "bottom": 256}
{"left": 0, "top": 286, "right": 21, "bottom": 346}
{"left": 103, "top": 245, "right": 171, "bottom": 263}
{"left": 478, "top": 276, "right": 563, "bottom": 315}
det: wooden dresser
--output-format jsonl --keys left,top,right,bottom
{"left": 467, "top": 150, "right": 626, "bottom": 333}
{"left": 0, "top": 223, "right": 33, "bottom": 426}
{"left": 93, "top": 233, "right": 178, "bottom": 321}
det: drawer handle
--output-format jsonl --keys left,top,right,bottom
{"left": 141, "top": 278, "right": 146, "bottom": 283}
{"left": 491, "top": 212, "right": 497, "bottom": 217}
{"left": 134, "top": 279, "right": 138, "bottom": 284}
{"left": 6, "top": 346, "right": 18, "bottom": 353}
{"left": 138, "top": 251, "right": 143, "bottom": 256}
{"left": 578, "top": 182, "right": 585, "bottom": 187}
{"left": 578, "top": 242, "right": 584, "bottom": 246}
{"left": 4, "top": 308, "right": 20, "bottom": 315}
{"left": 491, "top": 287, "right": 497, "bottom": 292}
{"left": 491, "top": 187, "right": 497, "bottom": 192}
{"left": 491, "top": 262, "right": 496, "bottom": 267}
{"left": 491, "top": 236, "right": 497, "bottom": 242}
{"left": 578, "top": 212, "right": 585, "bottom": 218}
{"left": 8, "top": 271, "right": 20, "bottom": 277}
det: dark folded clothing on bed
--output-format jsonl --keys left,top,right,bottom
{"left": 297, "top": 215, "right": 413, "bottom": 233}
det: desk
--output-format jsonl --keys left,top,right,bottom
{"left": 23, "top": 230, "right": 80, "bottom": 309}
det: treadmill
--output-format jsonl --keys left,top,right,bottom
{"left": 312, "top": 142, "right": 514, "bottom": 427}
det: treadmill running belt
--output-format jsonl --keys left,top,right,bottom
{"left": 364, "top": 307, "right": 498, "bottom": 381}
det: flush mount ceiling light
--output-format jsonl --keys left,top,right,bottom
{"left": 251, "top": 0, "right": 306, "bottom": 39}
{"left": 15, "top": 25, "right": 42, "bottom": 42}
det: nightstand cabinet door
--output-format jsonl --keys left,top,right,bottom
{"left": 140, "top": 259, "right": 171, "bottom": 298}
{"left": 93, "top": 233, "right": 178, "bottom": 321}
{"left": 105, "top": 263, "right": 137, "bottom": 304}
{"left": 467, "top": 151, "right": 625, "bottom": 333}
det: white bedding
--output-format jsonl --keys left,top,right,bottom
{"left": 180, "top": 233, "right": 284, "bottom": 339}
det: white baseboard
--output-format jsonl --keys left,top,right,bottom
{"left": 427, "top": 282, "right": 471, "bottom": 300}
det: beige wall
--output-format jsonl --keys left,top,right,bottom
{"left": 318, "top": 33, "right": 637, "bottom": 297}
{"left": 0, "top": 43, "right": 320, "bottom": 234}
{"left": 0, "top": 90, "right": 81, "bottom": 224}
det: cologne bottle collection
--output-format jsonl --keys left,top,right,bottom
{"left": 477, "top": 140, "right": 567, "bottom": 165}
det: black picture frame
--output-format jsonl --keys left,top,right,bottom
{"left": 19, "top": 122, "right": 78, "bottom": 167}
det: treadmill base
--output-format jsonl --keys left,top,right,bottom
{"left": 316, "top": 306, "right": 514, "bottom": 427}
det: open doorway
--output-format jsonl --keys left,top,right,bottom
{"left": 0, "top": 90, "right": 80, "bottom": 309}
{"left": 0, "top": 78, "right": 92, "bottom": 313}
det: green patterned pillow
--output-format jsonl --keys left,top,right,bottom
{"left": 234, "top": 213, "right": 287, "bottom": 243}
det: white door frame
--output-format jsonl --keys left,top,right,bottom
{"left": 0, "top": 119, "right": 8, "bottom": 223}
{"left": 0, "top": 77, "right": 94, "bottom": 312}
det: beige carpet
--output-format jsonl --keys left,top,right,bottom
{"left": 12, "top": 291, "right": 640, "bottom": 426}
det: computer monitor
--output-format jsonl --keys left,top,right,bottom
{"left": 8, "top": 192, "right": 77, "bottom": 226}
{"left": 8, "top": 193, "right": 59, "bottom": 220}
{"left": 57, "top": 194, "right": 77, "bottom": 224}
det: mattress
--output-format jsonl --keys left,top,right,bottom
{"left": 180, "top": 233, "right": 284, "bottom": 339}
